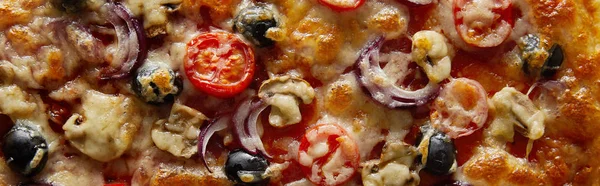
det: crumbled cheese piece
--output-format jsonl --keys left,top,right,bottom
{"left": 360, "top": 142, "right": 419, "bottom": 186}
{"left": 151, "top": 103, "right": 207, "bottom": 158}
{"left": 258, "top": 76, "right": 315, "bottom": 127}
{"left": 0, "top": 85, "right": 37, "bottom": 117}
{"left": 490, "top": 87, "right": 546, "bottom": 142}
{"left": 412, "top": 30, "right": 452, "bottom": 83}
{"left": 63, "top": 90, "right": 141, "bottom": 162}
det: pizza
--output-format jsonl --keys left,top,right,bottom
{"left": 0, "top": 0, "right": 599, "bottom": 185}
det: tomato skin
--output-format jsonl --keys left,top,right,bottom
{"left": 452, "top": 0, "right": 513, "bottom": 47}
{"left": 297, "top": 124, "right": 359, "bottom": 186}
{"left": 430, "top": 78, "right": 489, "bottom": 138}
{"left": 318, "top": 0, "right": 365, "bottom": 11}
{"left": 184, "top": 32, "right": 255, "bottom": 98}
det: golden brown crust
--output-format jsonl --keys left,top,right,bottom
{"left": 462, "top": 150, "right": 512, "bottom": 184}
{"left": 150, "top": 169, "right": 232, "bottom": 186}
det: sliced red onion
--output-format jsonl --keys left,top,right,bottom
{"left": 232, "top": 97, "right": 271, "bottom": 157}
{"left": 355, "top": 36, "right": 440, "bottom": 108}
{"left": 198, "top": 114, "right": 230, "bottom": 172}
{"left": 527, "top": 80, "right": 567, "bottom": 97}
{"left": 99, "top": 2, "right": 147, "bottom": 80}
{"left": 527, "top": 80, "right": 567, "bottom": 119}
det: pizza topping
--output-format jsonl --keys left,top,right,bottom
{"left": 430, "top": 78, "right": 488, "bottom": 138}
{"left": 361, "top": 142, "right": 420, "bottom": 186}
{"left": 132, "top": 65, "right": 183, "bottom": 104}
{"left": 517, "top": 34, "right": 564, "bottom": 78}
{"left": 398, "top": 0, "right": 433, "bottom": 6}
{"left": 184, "top": 32, "right": 255, "bottom": 98}
{"left": 2, "top": 121, "right": 48, "bottom": 177}
{"left": 368, "top": 6, "right": 409, "bottom": 40}
{"left": 233, "top": 4, "right": 278, "bottom": 48}
{"left": 225, "top": 149, "right": 270, "bottom": 184}
{"left": 233, "top": 97, "right": 270, "bottom": 156}
{"left": 52, "top": 0, "right": 86, "bottom": 13}
{"left": 415, "top": 126, "right": 457, "bottom": 175}
{"left": 411, "top": 30, "right": 452, "bottom": 84}
{"left": 318, "top": 0, "right": 366, "bottom": 11}
{"left": 49, "top": 20, "right": 105, "bottom": 64}
{"left": 298, "top": 124, "right": 359, "bottom": 186}
{"left": 489, "top": 87, "right": 545, "bottom": 141}
{"left": 126, "top": 0, "right": 182, "bottom": 37}
{"left": 0, "top": 62, "right": 15, "bottom": 85}
{"left": 518, "top": 34, "right": 550, "bottom": 74}
{"left": 63, "top": 91, "right": 141, "bottom": 162}
{"left": 540, "top": 44, "right": 564, "bottom": 77}
{"left": 258, "top": 76, "right": 315, "bottom": 127}
{"left": 198, "top": 114, "right": 230, "bottom": 171}
{"left": 355, "top": 36, "right": 440, "bottom": 108}
{"left": 453, "top": 0, "right": 513, "bottom": 47}
{"left": 151, "top": 103, "right": 207, "bottom": 158}
{"left": 99, "top": 2, "right": 148, "bottom": 80}
{"left": 527, "top": 80, "right": 566, "bottom": 121}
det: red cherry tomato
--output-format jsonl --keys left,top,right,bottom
{"left": 453, "top": 0, "right": 513, "bottom": 47}
{"left": 318, "top": 0, "right": 365, "bottom": 11}
{"left": 430, "top": 78, "right": 489, "bottom": 138}
{"left": 297, "top": 124, "right": 359, "bottom": 186}
{"left": 184, "top": 32, "right": 255, "bottom": 98}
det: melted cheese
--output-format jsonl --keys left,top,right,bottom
{"left": 151, "top": 103, "right": 207, "bottom": 158}
{"left": 320, "top": 148, "right": 354, "bottom": 186}
{"left": 63, "top": 91, "right": 141, "bottom": 162}
{"left": 1, "top": 0, "right": 599, "bottom": 184}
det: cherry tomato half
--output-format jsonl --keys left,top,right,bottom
{"left": 297, "top": 124, "right": 359, "bottom": 186}
{"left": 184, "top": 32, "right": 255, "bottom": 98}
{"left": 430, "top": 78, "right": 489, "bottom": 138}
{"left": 453, "top": 0, "right": 513, "bottom": 47}
{"left": 318, "top": 0, "right": 365, "bottom": 11}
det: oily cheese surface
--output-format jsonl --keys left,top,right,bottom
{"left": 456, "top": 0, "right": 600, "bottom": 184}
{"left": 0, "top": 0, "right": 599, "bottom": 185}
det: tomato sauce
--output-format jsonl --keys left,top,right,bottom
{"left": 506, "top": 132, "right": 541, "bottom": 162}
{"left": 451, "top": 48, "right": 533, "bottom": 95}
{"left": 260, "top": 102, "right": 317, "bottom": 184}
{"left": 453, "top": 125, "right": 485, "bottom": 166}
{"left": 408, "top": 4, "right": 435, "bottom": 35}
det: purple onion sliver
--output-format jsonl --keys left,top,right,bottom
{"left": 99, "top": 2, "right": 147, "bottom": 80}
{"left": 198, "top": 115, "right": 230, "bottom": 172}
{"left": 245, "top": 100, "right": 270, "bottom": 158}
{"left": 232, "top": 98, "right": 257, "bottom": 154}
{"left": 354, "top": 36, "right": 440, "bottom": 108}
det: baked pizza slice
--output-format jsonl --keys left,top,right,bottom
{"left": 0, "top": 0, "right": 599, "bottom": 185}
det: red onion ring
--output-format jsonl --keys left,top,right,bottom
{"left": 355, "top": 36, "right": 440, "bottom": 108}
{"left": 232, "top": 97, "right": 271, "bottom": 157}
{"left": 198, "top": 114, "right": 230, "bottom": 172}
{"left": 99, "top": 2, "right": 147, "bottom": 80}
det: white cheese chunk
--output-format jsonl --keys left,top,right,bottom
{"left": 151, "top": 103, "right": 207, "bottom": 158}
{"left": 63, "top": 90, "right": 141, "bottom": 162}
{"left": 490, "top": 87, "right": 545, "bottom": 142}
